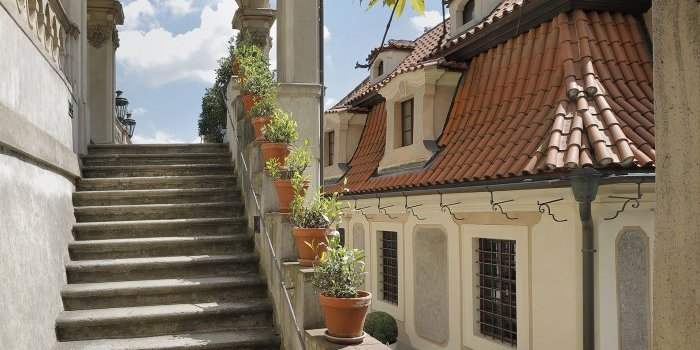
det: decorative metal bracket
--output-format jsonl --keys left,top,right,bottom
{"left": 439, "top": 192, "right": 467, "bottom": 221}
{"left": 378, "top": 196, "right": 400, "bottom": 220}
{"left": 403, "top": 193, "right": 426, "bottom": 221}
{"left": 488, "top": 188, "right": 518, "bottom": 220}
{"left": 604, "top": 182, "right": 643, "bottom": 221}
{"left": 537, "top": 198, "right": 568, "bottom": 222}
{"left": 354, "top": 199, "right": 372, "bottom": 220}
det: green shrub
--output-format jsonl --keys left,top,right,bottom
{"left": 235, "top": 33, "right": 275, "bottom": 97}
{"left": 262, "top": 109, "right": 298, "bottom": 144}
{"left": 364, "top": 311, "right": 398, "bottom": 345}
{"left": 289, "top": 182, "right": 343, "bottom": 229}
{"left": 286, "top": 140, "right": 312, "bottom": 175}
{"left": 264, "top": 158, "right": 283, "bottom": 180}
{"left": 250, "top": 93, "right": 277, "bottom": 118}
{"left": 311, "top": 235, "right": 365, "bottom": 298}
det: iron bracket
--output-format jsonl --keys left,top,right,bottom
{"left": 537, "top": 198, "right": 568, "bottom": 222}
{"left": 604, "top": 182, "right": 642, "bottom": 221}
{"left": 378, "top": 196, "right": 400, "bottom": 220}
{"left": 403, "top": 193, "right": 426, "bottom": 221}
{"left": 488, "top": 188, "right": 518, "bottom": 220}
{"left": 439, "top": 192, "right": 467, "bottom": 221}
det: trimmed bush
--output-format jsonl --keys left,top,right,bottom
{"left": 363, "top": 311, "right": 398, "bottom": 345}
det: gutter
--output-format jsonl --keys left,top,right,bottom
{"left": 339, "top": 171, "right": 654, "bottom": 200}
{"left": 318, "top": 0, "right": 325, "bottom": 186}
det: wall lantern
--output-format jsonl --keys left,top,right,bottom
{"left": 115, "top": 90, "right": 129, "bottom": 122}
{"left": 124, "top": 113, "right": 136, "bottom": 138}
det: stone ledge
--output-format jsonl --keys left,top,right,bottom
{"left": 305, "top": 329, "right": 390, "bottom": 350}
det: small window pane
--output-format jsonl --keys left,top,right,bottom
{"left": 327, "top": 131, "right": 335, "bottom": 166}
{"left": 476, "top": 238, "right": 517, "bottom": 346}
{"left": 377, "top": 61, "right": 384, "bottom": 76}
{"left": 380, "top": 231, "right": 399, "bottom": 305}
{"left": 463, "top": 0, "right": 475, "bottom": 24}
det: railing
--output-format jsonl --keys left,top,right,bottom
{"left": 221, "top": 83, "right": 305, "bottom": 348}
{"left": 237, "top": 151, "right": 307, "bottom": 350}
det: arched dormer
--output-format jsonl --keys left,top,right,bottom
{"left": 368, "top": 40, "right": 414, "bottom": 82}
{"left": 448, "top": 0, "right": 502, "bottom": 37}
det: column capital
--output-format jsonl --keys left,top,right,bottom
{"left": 87, "top": 0, "right": 123, "bottom": 48}
{"left": 233, "top": 7, "right": 275, "bottom": 51}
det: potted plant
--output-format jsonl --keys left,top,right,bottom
{"left": 364, "top": 311, "right": 398, "bottom": 348}
{"left": 264, "top": 141, "right": 311, "bottom": 213}
{"left": 312, "top": 235, "right": 371, "bottom": 344}
{"left": 261, "top": 109, "right": 297, "bottom": 165}
{"left": 238, "top": 45, "right": 273, "bottom": 114}
{"left": 289, "top": 183, "right": 343, "bottom": 267}
{"left": 250, "top": 93, "right": 276, "bottom": 141}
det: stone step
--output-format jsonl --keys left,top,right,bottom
{"left": 74, "top": 202, "right": 243, "bottom": 222}
{"left": 56, "top": 301, "right": 274, "bottom": 341}
{"left": 61, "top": 276, "right": 268, "bottom": 310}
{"left": 82, "top": 153, "right": 232, "bottom": 166}
{"left": 69, "top": 235, "right": 253, "bottom": 260}
{"left": 77, "top": 175, "right": 237, "bottom": 191}
{"left": 73, "top": 218, "right": 247, "bottom": 241}
{"left": 66, "top": 254, "right": 259, "bottom": 283}
{"left": 83, "top": 164, "right": 235, "bottom": 178}
{"left": 87, "top": 144, "right": 229, "bottom": 156}
{"left": 73, "top": 188, "right": 240, "bottom": 206}
{"left": 57, "top": 328, "right": 279, "bottom": 350}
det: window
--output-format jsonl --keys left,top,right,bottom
{"left": 463, "top": 0, "right": 476, "bottom": 25}
{"left": 377, "top": 60, "right": 384, "bottom": 76}
{"left": 327, "top": 131, "right": 335, "bottom": 166}
{"left": 476, "top": 238, "right": 517, "bottom": 346}
{"left": 337, "top": 227, "right": 346, "bottom": 247}
{"left": 380, "top": 231, "right": 399, "bottom": 305}
{"left": 400, "top": 99, "right": 414, "bottom": 147}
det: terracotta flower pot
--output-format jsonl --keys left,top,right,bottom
{"left": 251, "top": 116, "right": 270, "bottom": 141}
{"left": 260, "top": 142, "right": 290, "bottom": 166}
{"left": 272, "top": 180, "right": 308, "bottom": 214}
{"left": 292, "top": 227, "right": 328, "bottom": 266}
{"left": 232, "top": 60, "right": 240, "bottom": 75}
{"left": 320, "top": 291, "right": 372, "bottom": 341}
{"left": 241, "top": 93, "right": 259, "bottom": 114}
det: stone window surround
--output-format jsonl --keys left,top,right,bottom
{"left": 461, "top": 224, "right": 530, "bottom": 350}
{"left": 370, "top": 50, "right": 411, "bottom": 83}
{"left": 377, "top": 67, "right": 461, "bottom": 175}
{"left": 323, "top": 111, "right": 367, "bottom": 181}
{"left": 370, "top": 221, "right": 405, "bottom": 321}
{"left": 449, "top": 0, "right": 502, "bottom": 38}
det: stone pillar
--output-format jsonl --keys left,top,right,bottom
{"left": 276, "top": 0, "right": 323, "bottom": 191}
{"left": 86, "top": 0, "right": 123, "bottom": 144}
{"left": 233, "top": 1, "right": 275, "bottom": 54}
{"left": 653, "top": 1, "right": 700, "bottom": 349}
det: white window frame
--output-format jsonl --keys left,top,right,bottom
{"left": 461, "top": 224, "right": 530, "bottom": 350}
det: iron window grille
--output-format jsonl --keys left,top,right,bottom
{"left": 476, "top": 238, "right": 517, "bottom": 346}
{"left": 377, "top": 60, "right": 384, "bottom": 76}
{"left": 380, "top": 231, "right": 399, "bottom": 305}
{"left": 327, "top": 131, "right": 335, "bottom": 166}
{"left": 400, "top": 99, "right": 414, "bottom": 147}
{"left": 463, "top": 0, "right": 476, "bottom": 24}
{"left": 337, "top": 227, "right": 345, "bottom": 247}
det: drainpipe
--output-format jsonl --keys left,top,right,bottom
{"left": 570, "top": 167, "right": 601, "bottom": 350}
{"left": 318, "top": 0, "right": 325, "bottom": 187}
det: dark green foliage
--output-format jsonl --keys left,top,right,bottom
{"left": 198, "top": 37, "right": 234, "bottom": 143}
{"left": 311, "top": 236, "right": 366, "bottom": 298}
{"left": 364, "top": 311, "right": 398, "bottom": 345}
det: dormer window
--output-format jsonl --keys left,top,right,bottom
{"left": 327, "top": 130, "right": 335, "bottom": 166}
{"left": 377, "top": 61, "right": 385, "bottom": 76}
{"left": 462, "top": 0, "right": 475, "bottom": 24}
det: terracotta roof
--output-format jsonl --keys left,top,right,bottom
{"left": 366, "top": 39, "right": 416, "bottom": 64}
{"left": 326, "top": 78, "right": 371, "bottom": 113}
{"left": 325, "top": 102, "right": 386, "bottom": 193}
{"left": 337, "top": 10, "right": 655, "bottom": 194}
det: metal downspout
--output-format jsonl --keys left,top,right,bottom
{"left": 570, "top": 168, "right": 601, "bottom": 350}
{"left": 318, "top": 0, "right": 325, "bottom": 187}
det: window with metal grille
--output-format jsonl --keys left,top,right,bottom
{"left": 476, "top": 238, "right": 517, "bottom": 346}
{"left": 462, "top": 0, "right": 476, "bottom": 25}
{"left": 327, "top": 131, "right": 335, "bottom": 166}
{"left": 337, "top": 227, "right": 345, "bottom": 247}
{"left": 377, "top": 61, "right": 384, "bottom": 76}
{"left": 380, "top": 231, "right": 399, "bottom": 305}
{"left": 400, "top": 99, "right": 413, "bottom": 147}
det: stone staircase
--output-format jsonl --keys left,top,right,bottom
{"left": 56, "top": 144, "right": 280, "bottom": 350}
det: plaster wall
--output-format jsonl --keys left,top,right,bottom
{"left": 370, "top": 50, "right": 412, "bottom": 82}
{"left": 0, "top": 153, "right": 76, "bottom": 350}
{"left": 652, "top": 1, "right": 700, "bottom": 349}
{"left": 323, "top": 111, "right": 366, "bottom": 181}
{"left": 341, "top": 184, "right": 655, "bottom": 350}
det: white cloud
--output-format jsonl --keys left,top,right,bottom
{"left": 324, "top": 25, "right": 331, "bottom": 41}
{"left": 159, "top": 0, "right": 195, "bottom": 16}
{"left": 131, "top": 130, "right": 199, "bottom": 144}
{"left": 117, "top": 0, "right": 237, "bottom": 86}
{"left": 130, "top": 107, "right": 147, "bottom": 117}
{"left": 122, "top": 0, "right": 157, "bottom": 30}
{"left": 409, "top": 10, "right": 443, "bottom": 33}
{"left": 324, "top": 97, "right": 337, "bottom": 109}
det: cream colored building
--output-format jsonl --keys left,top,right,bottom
{"left": 1, "top": 1, "right": 129, "bottom": 348}
{"left": 324, "top": 1, "right": 656, "bottom": 349}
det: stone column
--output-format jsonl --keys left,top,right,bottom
{"left": 653, "top": 1, "right": 700, "bottom": 349}
{"left": 86, "top": 0, "right": 123, "bottom": 144}
{"left": 276, "top": 0, "right": 323, "bottom": 192}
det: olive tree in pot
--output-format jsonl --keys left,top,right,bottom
{"left": 289, "top": 184, "right": 343, "bottom": 267}
{"left": 312, "top": 235, "right": 371, "bottom": 344}
{"left": 364, "top": 311, "right": 398, "bottom": 348}
{"left": 250, "top": 93, "right": 276, "bottom": 141}
{"left": 264, "top": 141, "right": 311, "bottom": 213}
{"left": 260, "top": 109, "right": 297, "bottom": 166}
{"left": 236, "top": 39, "right": 272, "bottom": 114}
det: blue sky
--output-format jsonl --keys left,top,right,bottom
{"left": 117, "top": 0, "right": 444, "bottom": 143}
